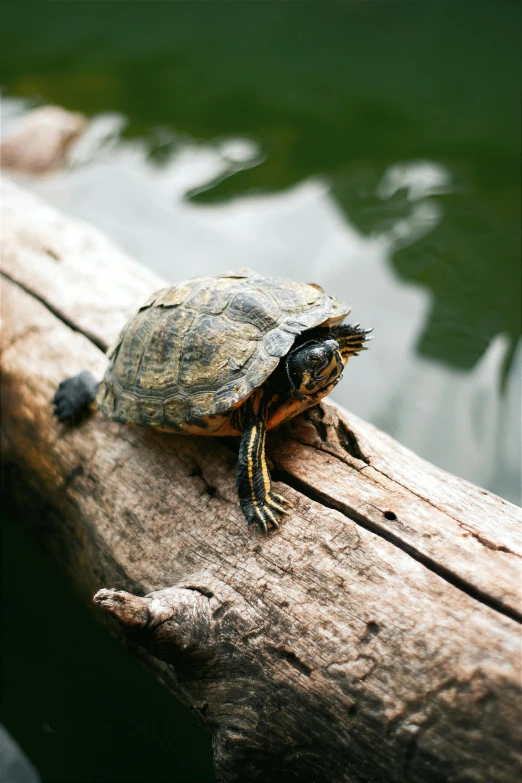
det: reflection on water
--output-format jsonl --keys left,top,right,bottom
{"left": 4, "top": 103, "right": 519, "bottom": 505}
{"left": 376, "top": 161, "right": 449, "bottom": 247}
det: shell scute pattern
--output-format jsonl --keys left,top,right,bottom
{"left": 153, "top": 280, "right": 202, "bottom": 308}
{"left": 111, "top": 309, "right": 158, "bottom": 388}
{"left": 116, "top": 392, "right": 141, "bottom": 425}
{"left": 164, "top": 395, "right": 190, "bottom": 430}
{"left": 179, "top": 315, "right": 260, "bottom": 389}
{"left": 97, "top": 269, "right": 350, "bottom": 432}
{"left": 227, "top": 287, "right": 281, "bottom": 332}
{"left": 184, "top": 277, "right": 236, "bottom": 315}
{"left": 250, "top": 275, "right": 322, "bottom": 312}
{"left": 136, "top": 306, "right": 195, "bottom": 392}
{"left": 137, "top": 398, "right": 164, "bottom": 428}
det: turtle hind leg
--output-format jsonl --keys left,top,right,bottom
{"left": 53, "top": 371, "right": 99, "bottom": 423}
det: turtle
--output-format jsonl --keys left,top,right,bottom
{"left": 53, "top": 269, "right": 371, "bottom": 532}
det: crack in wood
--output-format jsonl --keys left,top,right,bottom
{"left": 0, "top": 269, "right": 109, "bottom": 352}
{"left": 267, "top": 646, "right": 312, "bottom": 677}
{"left": 275, "top": 468, "right": 522, "bottom": 626}
{"left": 362, "top": 461, "right": 521, "bottom": 558}
{"left": 183, "top": 585, "right": 215, "bottom": 600}
{"left": 334, "top": 418, "right": 370, "bottom": 465}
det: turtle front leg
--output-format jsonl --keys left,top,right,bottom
{"left": 330, "top": 323, "right": 373, "bottom": 359}
{"left": 236, "top": 419, "right": 293, "bottom": 533}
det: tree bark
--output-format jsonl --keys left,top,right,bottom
{"left": 1, "top": 179, "right": 521, "bottom": 783}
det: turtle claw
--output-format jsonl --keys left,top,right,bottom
{"left": 241, "top": 489, "right": 293, "bottom": 533}
{"left": 271, "top": 491, "right": 294, "bottom": 510}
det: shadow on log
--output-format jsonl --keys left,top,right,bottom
{"left": 1, "top": 179, "right": 521, "bottom": 782}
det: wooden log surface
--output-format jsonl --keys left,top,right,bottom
{"left": 0, "top": 105, "right": 87, "bottom": 174}
{"left": 1, "top": 179, "right": 521, "bottom": 783}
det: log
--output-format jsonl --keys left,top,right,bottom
{"left": 1, "top": 178, "right": 521, "bottom": 783}
{"left": 0, "top": 105, "right": 87, "bottom": 173}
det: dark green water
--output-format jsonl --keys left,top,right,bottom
{"left": 2, "top": 3, "right": 520, "bottom": 377}
{"left": 1, "top": 3, "right": 520, "bottom": 781}
{"left": 0, "top": 509, "right": 215, "bottom": 783}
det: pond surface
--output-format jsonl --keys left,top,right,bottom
{"left": 1, "top": 3, "right": 520, "bottom": 782}
{"left": 2, "top": 3, "right": 520, "bottom": 504}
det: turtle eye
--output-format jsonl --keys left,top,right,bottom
{"left": 309, "top": 353, "right": 322, "bottom": 364}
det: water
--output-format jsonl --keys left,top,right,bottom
{"left": 1, "top": 4, "right": 520, "bottom": 781}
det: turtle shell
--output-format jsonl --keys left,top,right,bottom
{"left": 96, "top": 269, "right": 350, "bottom": 434}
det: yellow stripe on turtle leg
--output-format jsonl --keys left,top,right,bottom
{"left": 259, "top": 427, "right": 271, "bottom": 497}
{"left": 273, "top": 491, "right": 294, "bottom": 509}
{"left": 247, "top": 425, "right": 259, "bottom": 507}
{"left": 263, "top": 505, "right": 280, "bottom": 529}
{"left": 257, "top": 427, "right": 289, "bottom": 515}
{"left": 267, "top": 497, "right": 291, "bottom": 514}
{"left": 253, "top": 503, "right": 268, "bottom": 534}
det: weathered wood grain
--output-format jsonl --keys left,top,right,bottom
{"left": 1, "top": 180, "right": 521, "bottom": 783}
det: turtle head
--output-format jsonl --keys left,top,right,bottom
{"left": 286, "top": 339, "right": 344, "bottom": 399}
